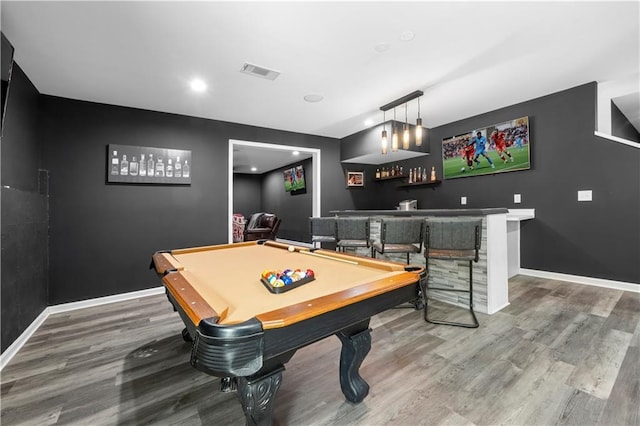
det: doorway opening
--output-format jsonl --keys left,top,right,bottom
{"left": 228, "top": 139, "right": 321, "bottom": 243}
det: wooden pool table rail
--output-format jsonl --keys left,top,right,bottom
{"left": 255, "top": 267, "right": 422, "bottom": 328}
{"left": 171, "top": 240, "right": 409, "bottom": 272}
{"left": 151, "top": 252, "right": 184, "bottom": 274}
{"left": 163, "top": 271, "right": 229, "bottom": 327}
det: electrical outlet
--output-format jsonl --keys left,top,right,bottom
{"left": 461, "top": 196, "right": 467, "bottom": 205}
{"left": 514, "top": 194, "right": 521, "bottom": 204}
{"left": 578, "top": 190, "right": 592, "bottom": 202}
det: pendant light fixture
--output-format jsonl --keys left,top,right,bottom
{"left": 403, "top": 103, "right": 410, "bottom": 150}
{"left": 415, "top": 96, "right": 423, "bottom": 146}
{"left": 391, "top": 108, "right": 399, "bottom": 152}
{"left": 381, "top": 111, "right": 388, "bottom": 154}
{"left": 379, "top": 90, "right": 424, "bottom": 154}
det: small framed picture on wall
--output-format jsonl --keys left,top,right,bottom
{"left": 346, "top": 171, "right": 364, "bottom": 187}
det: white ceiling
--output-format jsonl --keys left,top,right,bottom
{"left": 2, "top": 1, "right": 639, "bottom": 173}
{"left": 233, "top": 144, "right": 312, "bottom": 174}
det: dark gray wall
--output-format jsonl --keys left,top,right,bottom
{"left": 1, "top": 63, "right": 48, "bottom": 353}
{"left": 39, "top": 96, "right": 350, "bottom": 306}
{"left": 233, "top": 173, "right": 262, "bottom": 218}
{"left": 611, "top": 101, "right": 640, "bottom": 143}
{"left": 341, "top": 83, "right": 640, "bottom": 284}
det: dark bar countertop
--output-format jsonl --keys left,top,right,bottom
{"left": 329, "top": 208, "right": 508, "bottom": 217}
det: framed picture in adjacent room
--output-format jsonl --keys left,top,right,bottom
{"left": 106, "top": 144, "right": 192, "bottom": 184}
{"left": 442, "top": 116, "right": 531, "bottom": 180}
{"left": 346, "top": 171, "right": 364, "bottom": 187}
{"left": 283, "top": 165, "right": 306, "bottom": 192}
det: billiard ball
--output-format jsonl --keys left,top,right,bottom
{"left": 288, "top": 245, "right": 295, "bottom": 252}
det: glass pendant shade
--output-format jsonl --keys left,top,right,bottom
{"left": 403, "top": 124, "right": 410, "bottom": 150}
{"left": 415, "top": 117, "right": 423, "bottom": 146}
{"left": 391, "top": 127, "right": 399, "bottom": 152}
{"left": 381, "top": 129, "right": 388, "bottom": 154}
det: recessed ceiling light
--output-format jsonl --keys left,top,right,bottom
{"left": 364, "top": 119, "right": 374, "bottom": 126}
{"left": 190, "top": 78, "right": 207, "bottom": 92}
{"left": 304, "top": 94, "right": 323, "bottom": 103}
{"left": 374, "top": 42, "right": 391, "bottom": 53}
{"left": 292, "top": 151, "right": 300, "bottom": 156}
{"left": 400, "top": 31, "right": 415, "bottom": 41}
{"left": 250, "top": 167, "right": 257, "bottom": 172}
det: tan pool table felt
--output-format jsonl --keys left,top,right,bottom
{"left": 166, "top": 242, "right": 418, "bottom": 327}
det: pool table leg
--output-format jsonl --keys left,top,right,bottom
{"left": 181, "top": 327, "right": 193, "bottom": 342}
{"left": 220, "top": 377, "right": 237, "bottom": 392}
{"left": 337, "top": 322, "right": 372, "bottom": 403}
{"left": 237, "top": 366, "right": 284, "bottom": 426}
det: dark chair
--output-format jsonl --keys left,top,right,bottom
{"left": 244, "top": 213, "right": 281, "bottom": 241}
{"left": 423, "top": 217, "right": 482, "bottom": 328}
{"left": 336, "top": 217, "right": 370, "bottom": 253}
{"left": 371, "top": 218, "right": 424, "bottom": 264}
{"left": 309, "top": 217, "right": 337, "bottom": 249}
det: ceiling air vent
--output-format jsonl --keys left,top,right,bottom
{"left": 240, "top": 63, "right": 280, "bottom": 80}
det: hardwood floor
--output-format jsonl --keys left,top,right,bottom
{"left": 2, "top": 276, "right": 639, "bottom": 425}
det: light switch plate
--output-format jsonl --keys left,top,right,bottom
{"left": 461, "top": 196, "right": 467, "bottom": 205}
{"left": 578, "top": 190, "right": 592, "bottom": 201}
{"left": 514, "top": 194, "right": 521, "bottom": 204}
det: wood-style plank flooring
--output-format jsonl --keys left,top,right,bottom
{"left": 2, "top": 276, "right": 639, "bottom": 425}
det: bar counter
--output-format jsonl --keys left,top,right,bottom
{"left": 329, "top": 208, "right": 513, "bottom": 315}
{"left": 329, "top": 208, "right": 508, "bottom": 217}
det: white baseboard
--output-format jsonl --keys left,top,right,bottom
{"left": 0, "top": 286, "right": 165, "bottom": 371}
{"left": 48, "top": 286, "right": 165, "bottom": 314}
{"left": 520, "top": 268, "right": 640, "bottom": 293}
{"left": 0, "top": 308, "right": 49, "bottom": 371}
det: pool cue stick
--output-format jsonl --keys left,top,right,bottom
{"left": 298, "top": 250, "right": 359, "bottom": 265}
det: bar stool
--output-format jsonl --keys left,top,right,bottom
{"left": 309, "top": 217, "right": 337, "bottom": 249}
{"left": 423, "top": 217, "right": 482, "bottom": 328}
{"left": 336, "top": 217, "right": 370, "bottom": 253}
{"left": 371, "top": 217, "right": 424, "bottom": 264}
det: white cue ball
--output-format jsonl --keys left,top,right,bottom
{"left": 288, "top": 246, "right": 295, "bottom": 252}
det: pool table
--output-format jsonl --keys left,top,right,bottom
{"left": 152, "top": 240, "right": 425, "bottom": 426}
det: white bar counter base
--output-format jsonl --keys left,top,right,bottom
{"left": 507, "top": 209, "right": 536, "bottom": 278}
{"left": 485, "top": 212, "right": 509, "bottom": 314}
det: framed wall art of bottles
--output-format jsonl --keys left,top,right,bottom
{"left": 106, "top": 144, "right": 192, "bottom": 184}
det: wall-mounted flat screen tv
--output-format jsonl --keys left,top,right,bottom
{"left": 442, "top": 116, "right": 530, "bottom": 180}
{"left": 284, "top": 165, "right": 306, "bottom": 192}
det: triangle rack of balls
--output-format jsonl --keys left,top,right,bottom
{"left": 260, "top": 269, "right": 315, "bottom": 294}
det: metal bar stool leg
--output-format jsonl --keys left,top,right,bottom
{"left": 424, "top": 259, "right": 478, "bottom": 328}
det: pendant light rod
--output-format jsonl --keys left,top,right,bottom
{"left": 379, "top": 90, "right": 424, "bottom": 112}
